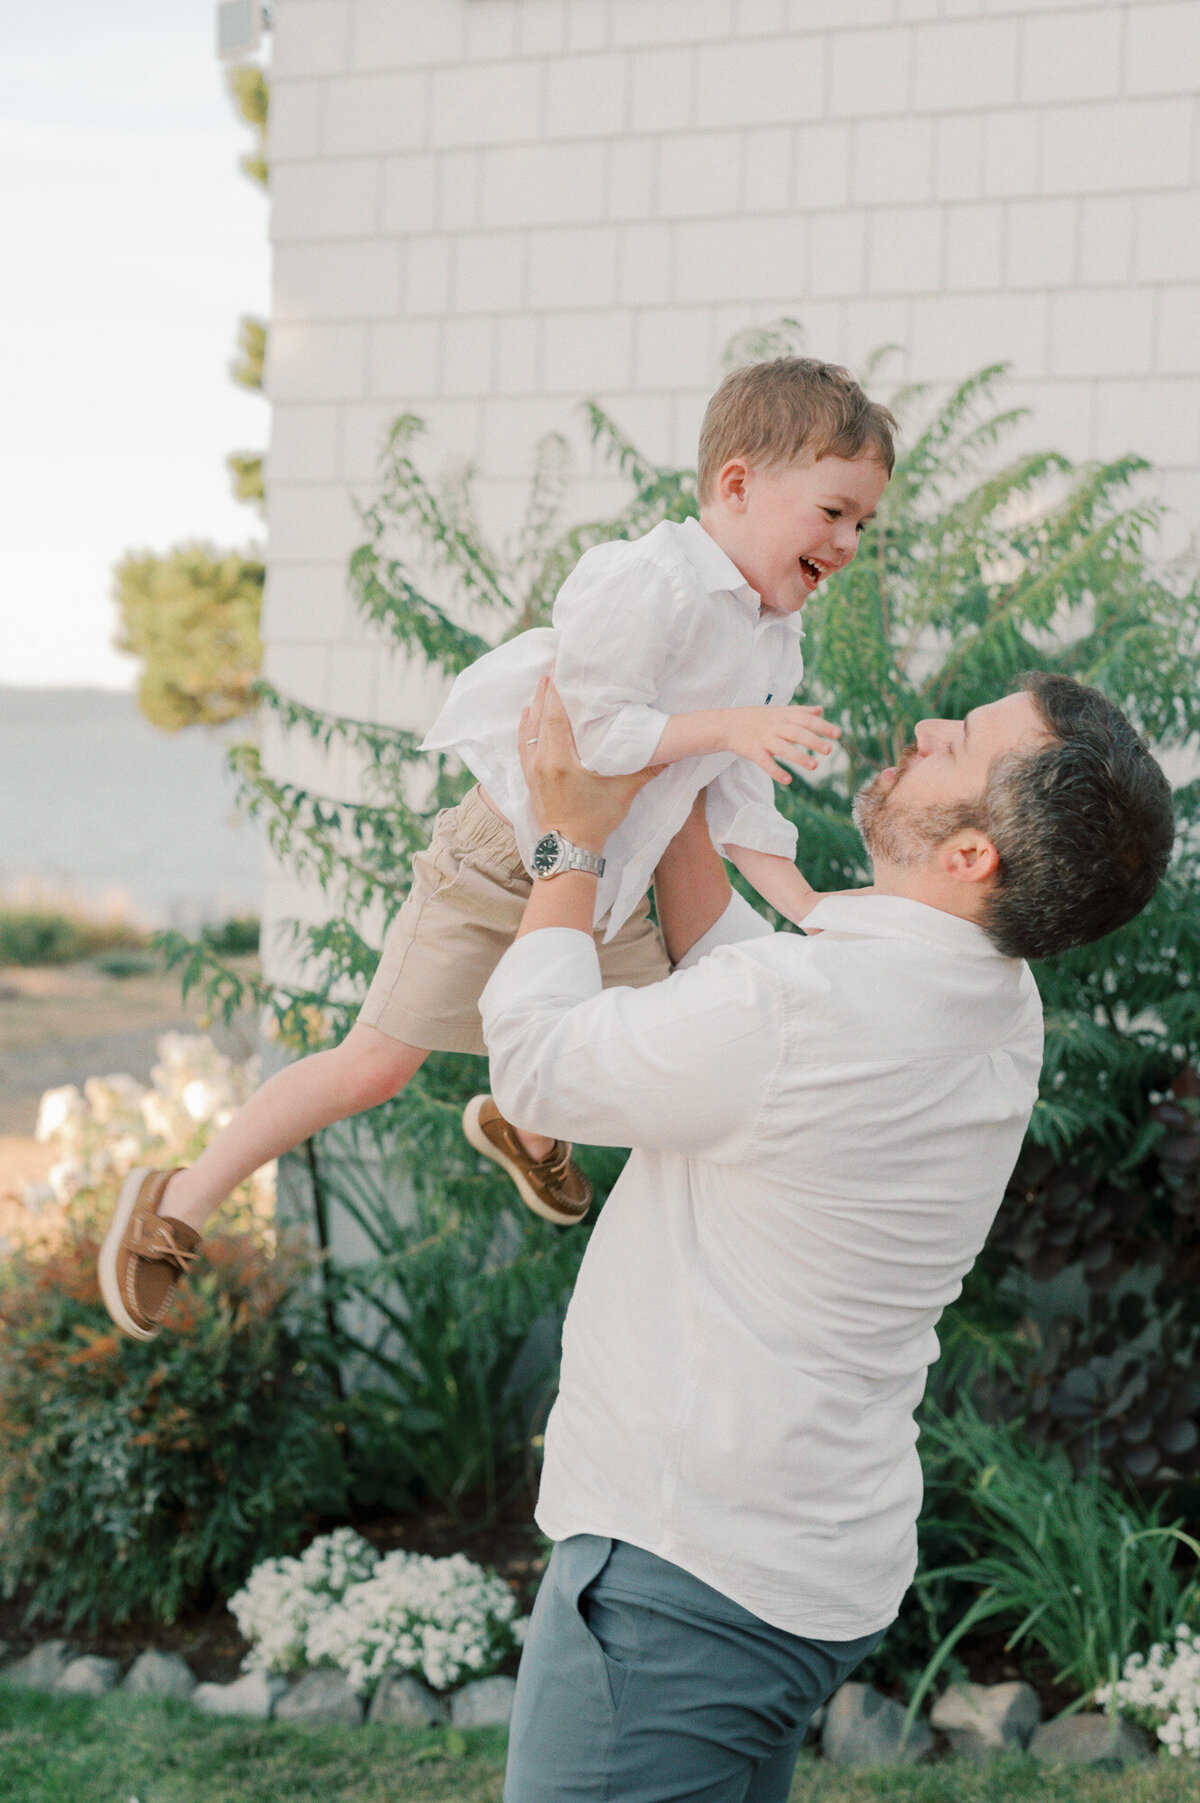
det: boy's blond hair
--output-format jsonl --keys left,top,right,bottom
{"left": 697, "top": 356, "right": 897, "bottom": 502}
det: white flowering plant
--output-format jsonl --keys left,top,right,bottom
{"left": 31, "top": 1031, "right": 274, "bottom": 1229}
{"left": 229, "top": 1528, "right": 527, "bottom": 1695}
{"left": 227, "top": 1528, "right": 381, "bottom": 1676}
{"left": 1097, "top": 1623, "right": 1200, "bottom": 1759}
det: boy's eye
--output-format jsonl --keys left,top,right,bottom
{"left": 822, "top": 507, "right": 840, "bottom": 520}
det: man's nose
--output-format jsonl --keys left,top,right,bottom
{"left": 914, "top": 719, "right": 953, "bottom": 754}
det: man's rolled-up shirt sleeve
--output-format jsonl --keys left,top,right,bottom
{"left": 480, "top": 927, "right": 779, "bottom": 1157}
{"left": 705, "top": 758, "right": 799, "bottom": 860}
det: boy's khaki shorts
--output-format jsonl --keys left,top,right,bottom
{"left": 358, "top": 785, "right": 671, "bottom": 1056}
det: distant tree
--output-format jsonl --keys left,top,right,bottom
{"left": 224, "top": 64, "right": 268, "bottom": 512}
{"left": 114, "top": 543, "right": 264, "bottom": 729}
{"left": 227, "top": 63, "right": 268, "bottom": 188}
{"left": 230, "top": 313, "right": 266, "bottom": 390}
{"left": 114, "top": 65, "right": 268, "bottom": 729}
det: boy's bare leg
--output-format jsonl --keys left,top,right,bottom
{"left": 101, "top": 1022, "right": 569, "bottom": 1341}
{"left": 159, "top": 1023, "right": 431, "bottom": 1232}
{"left": 159, "top": 1021, "right": 556, "bottom": 1233}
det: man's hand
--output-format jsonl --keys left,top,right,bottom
{"left": 722, "top": 704, "right": 839, "bottom": 783}
{"left": 520, "top": 676, "right": 663, "bottom": 853}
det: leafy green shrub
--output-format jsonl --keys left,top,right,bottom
{"left": 92, "top": 949, "right": 160, "bottom": 979}
{"left": 0, "top": 1225, "right": 346, "bottom": 1629}
{"left": 0, "top": 908, "right": 147, "bottom": 967}
{"left": 312, "top": 1095, "right": 589, "bottom": 1523}
{"left": 202, "top": 914, "right": 261, "bottom": 955}
{"left": 0, "top": 910, "right": 83, "bottom": 964}
{"left": 908, "top": 1401, "right": 1200, "bottom": 1712}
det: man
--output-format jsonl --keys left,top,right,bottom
{"left": 482, "top": 672, "right": 1174, "bottom": 1803}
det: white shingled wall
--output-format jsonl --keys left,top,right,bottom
{"left": 259, "top": 0, "right": 1200, "bottom": 973}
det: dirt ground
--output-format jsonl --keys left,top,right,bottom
{"left": 0, "top": 959, "right": 257, "bottom": 1235}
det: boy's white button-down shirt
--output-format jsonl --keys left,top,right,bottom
{"left": 481, "top": 892, "right": 1043, "bottom": 1638}
{"left": 421, "top": 517, "right": 806, "bottom": 940}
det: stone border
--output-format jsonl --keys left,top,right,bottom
{"left": 0, "top": 1637, "right": 517, "bottom": 1728}
{"left": 0, "top": 1638, "right": 1158, "bottom": 1764}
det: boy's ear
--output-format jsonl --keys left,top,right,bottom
{"left": 716, "top": 459, "right": 751, "bottom": 510}
{"left": 939, "top": 831, "right": 1000, "bottom": 887}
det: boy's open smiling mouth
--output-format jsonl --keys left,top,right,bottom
{"left": 798, "top": 555, "right": 824, "bottom": 586}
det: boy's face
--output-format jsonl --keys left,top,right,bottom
{"left": 703, "top": 452, "right": 889, "bottom": 616}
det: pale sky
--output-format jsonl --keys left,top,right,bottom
{"left": 1, "top": 0, "right": 270, "bottom": 688}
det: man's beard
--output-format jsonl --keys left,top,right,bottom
{"left": 853, "top": 746, "right": 984, "bottom": 867}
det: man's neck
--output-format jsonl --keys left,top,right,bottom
{"left": 869, "top": 864, "right": 988, "bottom": 928}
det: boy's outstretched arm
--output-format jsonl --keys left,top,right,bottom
{"left": 653, "top": 704, "right": 839, "bottom": 779}
{"left": 726, "top": 845, "right": 819, "bottom": 926}
{"left": 727, "top": 844, "right": 876, "bottom": 927}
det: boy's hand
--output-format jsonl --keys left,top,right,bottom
{"left": 722, "top": 705, "right": 839, "bottom": 783}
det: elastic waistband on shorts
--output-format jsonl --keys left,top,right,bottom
{"left": 457, "top": 785, "right": 529, "bottom": 876}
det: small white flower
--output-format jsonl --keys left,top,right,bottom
{"left": 182, "top": 1078, "right": 219, "bottom": 1122}
{"left": 35, "top": 1086, "right": 83, "bottom": 1141}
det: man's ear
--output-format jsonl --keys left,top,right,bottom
{"left": 940, "top": 830, "right": 1000, "bottom": 887}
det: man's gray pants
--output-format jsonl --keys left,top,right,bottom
{"left": 504, "top": 1536, "right": 886, "bottom": 1802}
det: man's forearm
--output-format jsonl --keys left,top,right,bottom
{"left": 653, "top": 799, "right": 732, "bottom": 965}
{"left": 515, "top": 871, "right": 599, "bottom": 941}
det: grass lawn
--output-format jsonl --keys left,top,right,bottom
{"left": 5, "top": 1686, "right": 1200, "bottom": 1802}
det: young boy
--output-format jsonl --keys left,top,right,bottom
{"left": 99, "top": 356, "right": 894, "bottom": 1342}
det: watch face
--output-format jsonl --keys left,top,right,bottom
{"left": 531, "top": 833, "right": 561, "bottom": 877}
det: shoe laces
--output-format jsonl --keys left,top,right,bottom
{"left": 140, "top": 1219, "right": 200, "bottom": 1272}
{"left": 540, "top": 1142, "right": 573, "bottom": 1185}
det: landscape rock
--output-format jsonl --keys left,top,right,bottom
{"left": 122, "top": 1649, "right": 197, "bottom": 1699}
{"left": 821, "top": 1682, "right": 933, "bottom": 1767}
{"left": 931, "top": 1680, "right": 1041, "bottom": 1759}
{"left": 368, "top": 1670, "right": 448, "bottom": 1727}
{"left": 450, "top": 1675, "right": 518, "bottom": 1729}
{"left": 54, "top": 1655, "right": 122, "bottom": 1698}
{"left": 1028, "top": 1713, "right": 1152, "bottom": 1770}
{"left": 0, "top": 1640, "right": 73, "bottom": 1692}
{"left": 192, "top": 1670, "right": 288, "bottom": 1720}
{"left": 274, "top": 1669, "right": 364, "bottom": 1727}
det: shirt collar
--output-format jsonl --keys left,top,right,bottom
{"left": 677, "top": 517, "right": 801, "bottom": 631}
{"left": 801, "top": 893, "right": 1011, "bottom": 960}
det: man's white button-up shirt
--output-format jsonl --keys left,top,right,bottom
{"left": 422, "top": 518, "right": 806, "bottom": 940}
{"left": 481, "top": 892, "right": 1043, "bottom": 1638}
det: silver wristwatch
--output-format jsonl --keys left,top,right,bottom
{"left": 529, "top": 830, "right": 606, "bottom": 881}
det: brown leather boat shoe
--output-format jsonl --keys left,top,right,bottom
{"left": 98, "top": 1167, "right": 202, "bottom": 1340}
{"left": 462, "top": 1096, "right": 592, "bottom": 1226}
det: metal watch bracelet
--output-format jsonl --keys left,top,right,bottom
{"left": 529, "top": 830, "right": 606, "bottom": 880}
